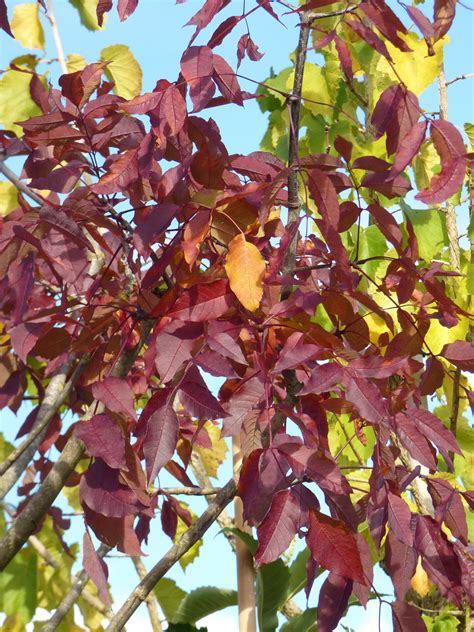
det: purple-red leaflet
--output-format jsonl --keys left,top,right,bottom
{"left": 307, "top": 510, "right": 365, "bottom": 584}
{"left": 307, "top": 169, "right": 340, "bottom": 230}
{"left": 300, "top": 362, "right": 342, "bottom": 395}
{"left": 0, "top": 0, "right": 13, "bottom": 36}
{"left": 273, "top": 332, "right": 322, "bottom": 373}
{"left": 384, "top": 531, "right": 417, "bottom": 600}
{"left": 255, "top": 489, "right": 300, "bottom": 565}
{"left": 441, "top": 340, "right": 474, "bottom": 372}
{"left": 389, "top": 120, "right": 428, "bottom": 179}
{"left": 167, "top": 279, "right": 234, "bottom": 321}
{"left": 91, "top": 376, "right": 137, "bottom": 422}
{"left": 179, "top": 365, "right": 227, "bottom": 420}
{"left": 143, "top": 403, "right": 179, "bottom": 484}
{"left": 395, "top": 412, "right": 437, "bottom": 469}
{"left": 387, "top": 492, "right": 413, "bottom": 546}
{"left": 342, "top": 373, "right": 390, "bottom": 425}
{"left": 392, "top": 601, "right": 427, "bottom": 632}
{"left": 83, "top": 529, "right": 111, "bottom": 606}
{"left": 317, "top": 572, "right": 353, "bottom": 632}
{"left": 75, "top": 414, "right": 127, "bottom": 471}
{"left": 221, "top": 375, "right": 264, "bottom": 437}
{"left": 154, "top": 322, "right": 202, "bottom": 383}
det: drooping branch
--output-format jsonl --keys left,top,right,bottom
{"left": 0, "top": 320, "right": 153, "bottom": 571}
{"left": 40, "top": 544, "right": 112, "bottom": 632}
{"left": 105, "top": 479, "right": 237, "bottom": 631}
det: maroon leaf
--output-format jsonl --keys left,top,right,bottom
{"left": 407, "top": 407, "right": 461, "bottom": 456}
{"left": 180, "top": 45, "right": 215, "bottom": 111}
{"left": 75, "top": 414, "right": 127, "bottom": 471}
{"left": 346, "top": 18, "right": 392, "bottom": 60}
{"left": 9, "top": 321, "right": 49, "bottom": 364}
{"left": 92, "top": 148, "right": 139, "bottom": 194}
{"left": 83, "top": 530, "right": 111, "bottom": 606}
{"left": 154, "top": 321, "right": 202, "bottom": 383}
{"left": 96, "top": 0, "right": 113, "bottom": 26}
{"left": 317, "top": 572, "right": 353, "bottom": 632}
{"left": 334, "top": 36, "right": 353, "bottom": 80}
{"left": 392, "top": 601, "right": 427, "bottom": 632}
{"left": 255, "top": 490, "right": 300, "bottom": 565}
{"left": 307, "top": 169, "right": 340, "bottom": 229}
{"left": 427, "top": 478, "right": 468, "bottom": 544}
{"left": 11, "top": 253, "right": 35, "bottom": 326}
{"left": 91, "top": 377, "right": 137, "bottom": 422}
{"left": 405, "top": 5, "right": 434, "bottom": 39}
{"left": 80, "top": 460, "right": 146, "bottom": 518}
{"left": 84, "top": 506, "right": 143, "bottom": 555}
{"left": 179, "top": 365, "right": 227, "bottom": 420}
{"left": 0, "top": 0, "right": 13, "bottom": 36}
{"left": 186, "top": 0, "right": 229, "bottom": 44}
{"left": 236, "top": 34, "right": 264, "bottom": 67}
{"left": 416, "top": 120, "right": 467, "bottom": 205}
{"left": 208, "top": 15, "right": 241, "bottom": 49}
{"left": 160, "top": 84, "right": 187, "bottom": 136}
{"left": 360, "top": 0, "right": 410, "bottom": 52}
{"left": 300, "top": 362, "right": 342, "bottom": 395}
{"left": 213, "top": 53, "right": 243, "bottom": 105}
{"left": 342, "top": 373, "right": 390, "bottom": 425}
{"left": 307, "top": 510, "right": 365, "bottom": 584}
{"left": 168, "top": 280, "right": 233, "bottom": 322}
{"left": 221, "top": 375, "right": 264, "bottom": 436}
{"left": 389, "top": 120, "right": 428, "bottom": 179}
{"left": 194, "top": 351, "right": 238, "bottom": 378}
{"left": 385, "top": 530, "right": 417, "bottom": 600}
{"left": 273, "top": 332, "right": 322, "bottom": 373}
{"left": 441, "top": 340, "right": 474, "bottom": 372}
{"left": 143, "top": 403, "right": 179, "bottom": 484}
{"left": 387, "top": 492, "right": 413, "bottom": 546}
{"left": 433, "top": 0, "right": 456, "bottom": 41}
{"left": 394, "top": 412, "right": 437, "bottom": 469}
{"left": 117, "top": 0, "right": 139, "bottom": 21}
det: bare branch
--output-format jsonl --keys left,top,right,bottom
{"left": 132, "top": 557, "right": 163, "bottom": 632}
{"left": 158, "top": 486, "right": 222, "bottom": 496}
{"left": 45, "top": 0, "right": 68, "bottom": 75}
{"left": 0, "top": 157, "right": 46, "bottom": 206}
{"left": 446, "top": 73, "right": 474, "bottom": 86}
{"left": 105, "top": 479, "right": 237, "bottom": 631}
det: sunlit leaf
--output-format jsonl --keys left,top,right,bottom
{"left": 0, "top": 69, "right": 42, "bottom": 135}
{"left": 101, "top": 44, "right": 142, "bottom": 99}
{"left": 225, "top": 233, "right": 265, "bottom": 311}
{"left": 11, "top": 3, "right": 44, "bottom": 50}
{"left": 68, "top": 0, "right": 103, "bottom": 30}
{"left": 0, "top": 182, "right": 18, "bottom": 216}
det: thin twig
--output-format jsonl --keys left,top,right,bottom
{"left": 158, "top": 486, "right": 222, "bottom": 496}
{"left": 45, "top": 0, "right": 68, "bottom": 75}
{"left": 446, "top": 73, "right": 474, "bottom": 86}
{"left": 105, "top": 479, "right": 237, "bottom": 631}
{"left": 132, "top": 557, "right": 162, "bottom": 632}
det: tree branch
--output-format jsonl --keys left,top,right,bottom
{"left": 45, "top": 0, "right": 68, "bottom": 75}
{"left": 105, "top": 479, "right": 237, "bottom": 631}
{"left": 132, "top": 557, "right": 163, "bottom": 632}
{"left": 0, "top": 320, "right": 153, "bottom": 571}
{"left": 40, "top": 544, "right": 111, "bottom": 632}
{"left": 158, "top": 486, "right": 222, "bottom": 496}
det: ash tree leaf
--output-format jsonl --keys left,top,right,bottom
{"left": 384, "top": 530, "right": 417, "bottom": 600}
{"left": 80, "top": 459, "right": 146, "bottom": 517}
{"left": 307, "top": 510, "right": 365, "bottom": 584}
{"left": 68, "top": 0, "right": 103, "bottom": 30}
{"left": 225, "top": 233, "right": 266, "bottom": 311}
{"left": 407, "top": 407, "right": 461, "bottom": 457}
{"left": 11, "top": 3, "right": 45, "bottom": 50}
{"left": 154, "top": 321, "right": 202, "bottom": 383}
{"left": 387, "top": 492, "right": 413, "bottom": 546}
{"left": 168, "top": 279, "right": 234, "bottom": 322}
{"left": 101, "top": 44, "right": 142, "bottom": 99}
{"left": 172, "top": 586, "right": 238, "bottom": 624}
{"left": 117, "top": 0, "right": 139, "bottom": 21}
{"left": 441, "top": 340, "right": 474, "bottom": 372}
{"left": 273, "top": 332, "right": 321, "bottom": 373}
{"left": 180, "top": 45, "right": 215, "bottom": 111}
{"left": 300, "top": 362, "right": 342, "bottom": 395}
{"left": 307, "top": 169, "right": 340, "bottom": 229}
{"left": 75, "top": 414, "right": 127, "bottom": 471}
{"left": 179, "top": 365, "right": 227, "bottom": 420}
{"left": 0, "top": 181, "right": 18, "bottom": 216}
{"left": 317, "top": 572, "right": 353, "bottom": 632}
{"left": 255, "top": 490, "right": 300, "bottom": 566}
{"left": 0, "top": 69, "right": 42, "bottom": 135}
{"left": 416, "top": 120, "right": 467, "bottom": 205}
{"left": 342, "top": 373, "right": 390, "bottom": 426}
{"left": 143, "top": 402, "right": 179, "bottom": 484}
{"left": 154, "top": 578, "right": 187, "bottom": 622}
{"left": 391, "top": 600, "right": 427, "bottom": 632}
{"left": 91, "top": 376, "right": 137, "bottom": 421}
{"left": 0, "top": 0, "right": 13, "bottom": 36}
{"left": 83, "top": 529, "right": 111, "bottom": 606}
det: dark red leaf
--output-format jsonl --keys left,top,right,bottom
{"left": 80, "top": 460, "right": 146, "bottom": 518}
{"left": 154, "top": 321, "right": 202, "bottom": 383}
{"left": 0, "top": 0, "right": 13, "bottom": 36}
{"left": 433, "top": 0, "right": 456, "bottom": 41}
{"left": 255, "top": 490, "right": 300, "bottom": 565}
{"left": 168, "top": 280, "right": 234, "bottom": 322}
{"left": 334, "top": 36, "right": 353, "bottom": 80}
{"left": 212, "top": 53, "right": 243, "bottom": 105}
{"left": 307, "top": 510, "right": 365, "bottom": 584}
{"left": 360, "top": 0, "right": 410, "bottom": 52}
{"left": 186, "top": 0, "right": 229, "bottom": 44}
{"left": 407, "top": 407, "right": 461, "bottom": 456}
{"left": 404, "top": 5, "right": 434, "bottom": 39}
{"left": 300, "top": 362, "right": 342, "bottom": 395}
{"left": 75, "top": 414, "right": 127, "bottom": 471}
{"left": 416, "top": 120, "right": 467, "bottom": 205}
{"left": 346, "top": 18, "right": 392, "bottom": 60}
{"left": 427, "top": 478, "right": 468, "bottom": 544}
{"left": 384, "top": 530, "right": 417, "bottom": 600}
{"left": 221, "top": 375, "right": 264, "bottom": 437}
{"left": 342, "top": 373, "right": 390, "bottom": 426}
{"left": 96, "top": 0, "right": 113, "bottom": 26}
{"left": 143, "top": 403, "right": 179, "bottom": 484}
{"left": 208, "top": 15, "right": 241, "bottom": 48}
{"left": 307, "top": 169, "right": 340, "bottom": 230}
{"left": 392, "top": 601, "right": 427, "bottom": 632}
{"left": 441, "top": 340, "right": 474, "bottom": 372}
{"left": 317, "top": 572, "right": 353, "bottom": 632}
{"left": 83, "top": 530, "right": 110, "bottom": 606}
{"left": 180, "top": 46, "right": 215, "bottom": 111}
{"left": 387, "top": 492, "right": 413, "bottom": 546}
{"left": 394, "top": 412, "right": 437, "bottom": 469}
{"left": 11, "top": 253, "right": 35, "bottom": 326}
{"left": 117, "top": 0, "right": 138, "bottom": 21}
{"left": 91, "top": 377, "right": 137, "bottom": 422}
{"left": 236, "top": 34, "right": 264, "bottom": 68}
{"left": 273, "top": 332, "right": 322, "bottom": 373}
{"left": 389, "top": 120, "right": 428, "bottom": 178}
{"left": 179, "top": 365, "right": 227, "bottom": 420}
{"left": 160, "top": 84, "right": 187, "bottom": 136}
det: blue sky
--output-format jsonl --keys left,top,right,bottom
{"left": 1, "top": 0, "right": 473, "bottom": 630}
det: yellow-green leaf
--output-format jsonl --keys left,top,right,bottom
{"left": 225, "top": 233, "right": 265, "bottom": 311}
{"left": 11, "top": 3, "right": 45, "bottom": 50}
{"left": 194, "top": 422, "right": 228, "bottom": 478}
{"left": 68, "top": 0, "right": 103, "bottom": 30}
{"left": 174, "top": 512, "right": 202, "bottom": 570}
{"left": 0, "top": 182, "right": 19, "bottom": 216}
{"left": 292, "top": 63, "right": 331, "bottom": 118}
{"left": 67, "top": 53, "right": 87, "bottom": 73}
{"left": 0, "top": 70, "right": 42, "bottom": 135}
{"left": 100, "top": 44, "right": 142, "bottom": 100}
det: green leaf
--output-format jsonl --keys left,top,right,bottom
{"left": 0, "top": 182, "right": 19, "bottom": 217}
{"left": 402, "top": 203, "right": 448, "bottom": 261}
{"left": 67, "top": 53, "right": 87, "bottom": 73}
{"left": 219, "top": 527, "right": 258, "bottom": 555}
{"left": 285, "top": 549, "right": 310, "bottom": 602}
{"left": 256, "top": 559, "right": 290, "bottom": 632}
{"left": 172, "top": 586, "right": 238, "bottom": 624}
{"left": 68, "top": 0, "right": 103, "bottom": 30}
{"left": 354, "top": 224, "right": 388, "bottom": 279}
{"left": 101, "top": 44, "right": 142, "bottom": 99}
{"left": 11, "top": 3, "right": 45, "bottom": 50}
{"left": 0, "top": 545, "right": 37, "bottom": 623}
{"left": 0, "top": 69, "right": 42, "bottom": 135}
{"left": 167, "top": 625, "right": 208, "bottom": 632}
{"left": 464, "top": 123, "right": 474, "bottom": 149}
{"left": 280, "top": 608, "right": 318, "bottom": 632}
{"left": 153, "top": 578, "right": 187, "bottom": 622}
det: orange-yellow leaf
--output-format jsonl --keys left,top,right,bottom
{"left": 225, "top": 233, "right": 265, "bottom": 311}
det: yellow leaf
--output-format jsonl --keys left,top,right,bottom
{"left": 68, "top": 0, "right": 103, "bottom": 31}
{"left": 288, "top": 63, "right": 331, "bottom": 118}
{"left": 0, "top": 182, "right": 19, "bottom": 216}
{"left": 174, "top": 511, "right": 202, "bottom": 570}
{"left": 67, "top": 53, "right": 87, "bottom": 73}
{"left": 194, "top": 422, "right": 228, "bottom": 478}
{"left": 225, "top": 233, "right": 265, "bottom": 311}
{"left": 101, "top": 44, "right": 142, "bottom": 100}
{"left": 1, "top": 614, "right": 25, "bottom": 632}
{"left": 0, "top": 69, "right": 42, "bottom": 135}
{"left": 410, "top": 557, "right": 432, "bottom": 597}
{"left": 11, "top": 3, "right": 45, "bottom": 50}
